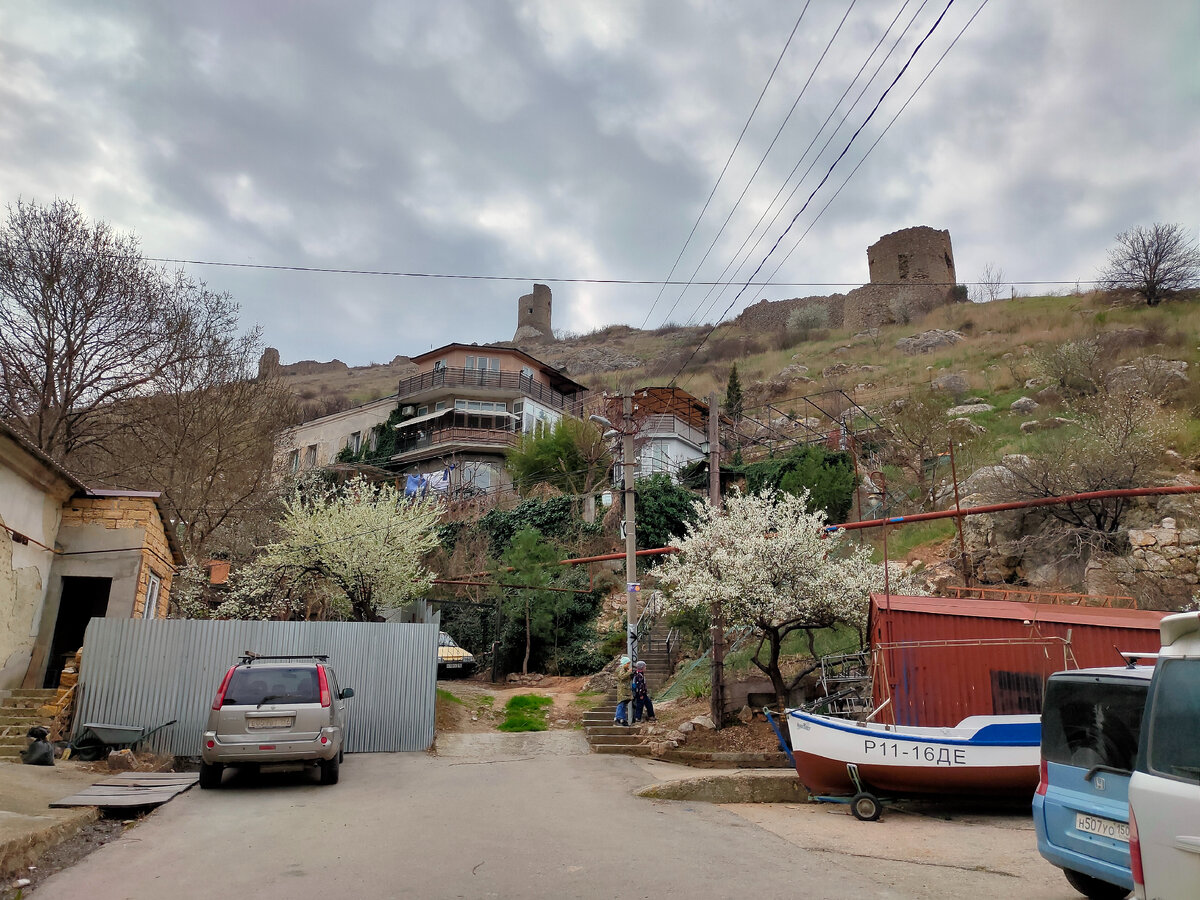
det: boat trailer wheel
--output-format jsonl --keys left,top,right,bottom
{"left": 850, "top": 791, "right": 882, "bottom": 822}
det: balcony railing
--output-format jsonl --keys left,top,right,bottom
{"left": 394, "top": 425, "right": 519, "bottom": 457}
{"left": 397, "top": 367, "right": 585, "bottom": 415}
{"left": 640, "top": 414, "right": 706, "bottom": 447}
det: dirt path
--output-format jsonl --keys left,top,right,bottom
{"left": 435, "top": 676, "right": 596, "bottom": 735}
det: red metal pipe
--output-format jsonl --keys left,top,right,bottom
{"left": 825, "top": 484, "right": 1200, "bottom": 533}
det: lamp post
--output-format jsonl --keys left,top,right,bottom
{"left": 590, "top": 397, "right": 638, "bottom": 663}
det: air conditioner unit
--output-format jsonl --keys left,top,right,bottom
{"left": 402, "top": 406, "right": 416, "bottom": 416}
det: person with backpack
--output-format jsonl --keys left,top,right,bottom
{"left": 614, "top": 655, "right": 633, "bottom": 726}
{"left": 632, "top": 660, "right": 656, "bottom": 724}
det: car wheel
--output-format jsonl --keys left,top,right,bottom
{"left": 319, "top": 754, "right": 340, "bottom": 785}
{"left": 1063, "top": 868, "right": 1130, "bottom": 900}
{"left": 339, "top": 748, "right": 344, "bottom": 764}
{"left": 198, "top": 762, "right": 223, "bottom": 790}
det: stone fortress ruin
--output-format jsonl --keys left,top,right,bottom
{"left": 512, "top": 283, "right": 554, "bottom": 344}
{"left": 735, "top": 225, "right": 962, "bottom": 333}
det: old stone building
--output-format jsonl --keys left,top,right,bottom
{"left": 735, "top": 225, "right": 962, "bottom": 333}
{"left": 513, "top": 283, "right": 554, "bottom": 344}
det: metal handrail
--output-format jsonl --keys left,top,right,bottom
{"left": 396, "top": 366, "right": 587, "bottom": 415}
{"left": 945, "top": 585, "right": 1137, "bottom": 608}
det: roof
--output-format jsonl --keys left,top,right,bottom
{"left": 870, "top": 594, "right": 1166, "bottom": 630}
{"left": 409, "top": 343, "right": 588, "bottom": 392}
{"left": 1051, "top": 665, "right": 1155, "bottom": 681}
{"left": 0, "top": 420, "right": 90, "bottom": 493}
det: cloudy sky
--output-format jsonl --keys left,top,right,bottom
{"left": 2, "top": 1, "right": 1197, "bottom": 367}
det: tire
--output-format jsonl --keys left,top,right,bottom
{"left": 319, "top": 754, "right": 340, "bottom": 785}
{"left": 850, "top": 791, "right": 882, "bottom": 822}
{"left": 198, "top": 762, "right": 223, "bottom": 790}
{"left": 1062, "top": 869, "right": 1130, "bottom": 900}
{"left": 339, "top": 748, "right": 345, "bottom": 764}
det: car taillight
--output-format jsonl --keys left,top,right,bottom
{"left": 1129, "top": 806, "right": 1144, "bottom": 889}
{"left": 317, "top": 664, "right": 331, "bottom": 708}
{"left": 1035, "top": 758, "right": 1048, "bottom": 796}
{"left": 211, "top": 666, "right": 237, "bottom": 710}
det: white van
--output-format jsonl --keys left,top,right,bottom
{"left": 1128, "top": 611, "right": 1200, "bottom": 900}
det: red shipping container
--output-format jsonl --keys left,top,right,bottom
{"left": 868, "top": 594, "right": 1166, "bottom": 727}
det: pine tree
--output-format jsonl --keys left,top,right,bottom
{"left": 725, "top": 364, "right": 744, "bottom": 422}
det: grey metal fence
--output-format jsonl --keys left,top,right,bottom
{"left": 75, "top": 618, "right": 439, "bottom": 755}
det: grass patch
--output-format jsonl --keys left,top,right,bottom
{"left": 498, "top": 694, "right": 553, "bottom": 732}
{"left": 872, "top": 518, "right": 958, "bottom": 561}
{"left": 571, "top": 691, "right": 602, "bottom": 709}
{"left": 436, "top": 688, "right": 464, "bottom": 705}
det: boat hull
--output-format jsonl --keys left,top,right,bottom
{"left": 786, "top": 709, "right": 1040, "bottom": 798}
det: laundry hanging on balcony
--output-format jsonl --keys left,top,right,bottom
{"left": 405, "top": 474, "right": 427, "bottom": 498}
{"left": 426, "top": 466, "right": 453, "bottom": 494}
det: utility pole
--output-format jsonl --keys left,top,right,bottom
{"left": 707, "top": 393, "right": 725, "bottom": 729}
{"left": 622, "top": 394, "right": 639, "bottom": 664}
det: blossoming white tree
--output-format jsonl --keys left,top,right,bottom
{"left": 257, "top": 476, "right": 442, "bottom": 621}
{"left": 656, "top": 488, "right": 908, "bottom": 712}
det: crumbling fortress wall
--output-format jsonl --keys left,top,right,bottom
{"left": 735, "top": 225, "right": 960, "bottom": 333}
{"left": 513, "top": 283, "right": 554, "bottom": 344}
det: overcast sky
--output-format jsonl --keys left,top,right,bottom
{"left": 2, "top": 1, "right": 1197, "bottom": 367}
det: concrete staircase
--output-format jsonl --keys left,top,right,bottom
{"left": 0, "top": 689, "right": 58, "bottom": 761}
{"left": 583, "top": 622, "right": 675, "bottom": 757}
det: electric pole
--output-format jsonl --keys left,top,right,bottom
{"left": 707, "top": 392, "right": 725, "bottom": 729}
{"left": 623, "top": 394, "right": 638, "bottom": 664}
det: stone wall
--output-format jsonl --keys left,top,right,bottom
{"left": 1085, "top": 518, "right": 1200, "bottom": 609}
{"left": 59, "top": 497, "right": 173, "bottom": 617}
{"left": 732, "top": 225, "right": 959, "bottom": 335}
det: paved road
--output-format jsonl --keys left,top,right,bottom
{"left": 37, "top": 733, "right": 1076, "bottom": 899}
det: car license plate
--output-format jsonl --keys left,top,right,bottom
{"left": 1075, "top": 812, "right": 1129, "bottom": 843}
{"left": 446, "top": 662, "right": 463, "bottom": 669}
{"left": 246, "top": 716, "right": 294, "bottom": 730}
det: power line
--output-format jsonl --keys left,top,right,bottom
{"left": 668, "top": 0, "right": 962, "bottom": 386}
{"left": 651, "top": 0, "right": 856, "bottom": 331}
{"left": 678, "top": 0, "right": 931, "bottom": 334}
{"left": 639, "top": 3, "right": 813, "bottom": 329}
{"left": 767, "top": 0, "right": 992, "bottom": 279}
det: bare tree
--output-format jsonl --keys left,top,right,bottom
{"left": 0, "top": 198, "right": 242, "bottom": 463}
{"left": 879, "top": 392, "right": 982, "bottom": 507}
{"left": 970, "top": 262, "right": 1007, "bottom": 303}
{"left": 989, "top": 387, "right": 1168, "bottom": 545}
{"left": 1100, "top": 222, "right": 1200, "bottom": 305}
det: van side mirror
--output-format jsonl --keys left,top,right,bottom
{"left": 340, "top": 688, "right": 355, "bottom": 699}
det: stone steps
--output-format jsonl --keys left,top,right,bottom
{"left": 0, "top": 688, "right": 66, "bottom": 760}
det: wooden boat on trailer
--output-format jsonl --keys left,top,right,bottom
{"left": 784, "top": 709, "right": 1041, "bottom": 820}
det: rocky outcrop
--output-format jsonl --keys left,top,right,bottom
{"left": 895, "top": 329, "right": 963, "bottom": 354}
{"left": 931, "top": 372, "right": 969, "bottom": 396}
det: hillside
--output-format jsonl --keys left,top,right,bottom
{"left": 273, "top": 290, "right": 1200, "bottom": 467}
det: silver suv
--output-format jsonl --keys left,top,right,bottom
{"left": 200, "top": 654, "right": 354, "bottom": 788}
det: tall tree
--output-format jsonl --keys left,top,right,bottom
{"left": 1100, "top": 222, "right": 1200, "bottom": 305}
{"left": 257, "top": 476, "right": 442, "bottom": 621}
{"left": 499, "top": 528, "right": 563, "bottom": 675}
{"left": 0, "top": 198, "right": 245, "bottom": 463}
{"left": 505, "top": 418, "right": 611, "bottom": 521}
{"left": 656, "top": 488, "right": 910, "bottom": 710}
{"left": 724, "top": 364, "right": 744, "bottom": 423}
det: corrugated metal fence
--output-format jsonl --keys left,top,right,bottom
{"left": 75, "top": 619, "right": 439, "bottom": 755}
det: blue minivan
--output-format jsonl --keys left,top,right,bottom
{"left": 1034, "top": 665, "right": 1153, "bottom": 900}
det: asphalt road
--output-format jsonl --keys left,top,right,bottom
{"left": 37, "top": 732, "right": 1078, "bottom": 899}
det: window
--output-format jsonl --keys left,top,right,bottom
{"left": 1041, "top": 676, "right": 1147, "bottom": 771}
{"left": 368, "top": 431, "right": 378, "bottom": 451}
{"left": 288, "top": 449, "right": 300, "bottom": 473}
{"left": 1144, "top": 659, "right": 1200, "bottom": 783}
{"left": 417, "top": 406, "right": 428, "bottom": 416}
{"left": 350, "top": 432, "right": 362, "bottom": 453}
{"left": 990, "top": 670, "right": 1044, "bottom": 715}
{"left": 464, "top": 356, "right": 475, "bottom": 370}
{"left": 434, "top": 401, "right": 446, "bottom": 411}
{"left": 520, "top": 366, "right": 534, "bottom": 379}
{"left": 144, "top": 572, "right": 162, "bottom": 619}
{"left": 433, "top": 359, "right": 446, "bottom": 372}
{"left": 512, "top": 400, "right": 523, "bottom": 416}
{"left": 304, "top": 445, "right": 317, "bottom": 467}
{"left": 465, "top": 355, "right": 500, "bottom": 372}
{"left": 489, "top": 358, "right": 500, "bottom": 372}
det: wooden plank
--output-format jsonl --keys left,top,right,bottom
{"left": 51, "top": 772, "right": 199, "bottom": 808}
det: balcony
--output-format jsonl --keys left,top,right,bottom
{"left": 396, "top": 367, "right": 585, "bottom": 415}
{"left": 392, "top": 424, "right": 519, "bottom": 460}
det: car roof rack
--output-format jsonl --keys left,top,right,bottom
{"left": 238, "top": 652, "right": 330, "bottom": 665}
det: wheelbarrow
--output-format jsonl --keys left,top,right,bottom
{"left": 73, "top": 719, "right": 178, "bottom": 760}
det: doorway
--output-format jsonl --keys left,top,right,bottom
{"left": 43, "top": 576, "right": 111, "bottom": 688}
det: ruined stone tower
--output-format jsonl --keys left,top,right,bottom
{"left": 513, "top": 283, "right": 554, "bottom": 344}
{"left": 866, "top": 226, "right": 956, "bottom": 288}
